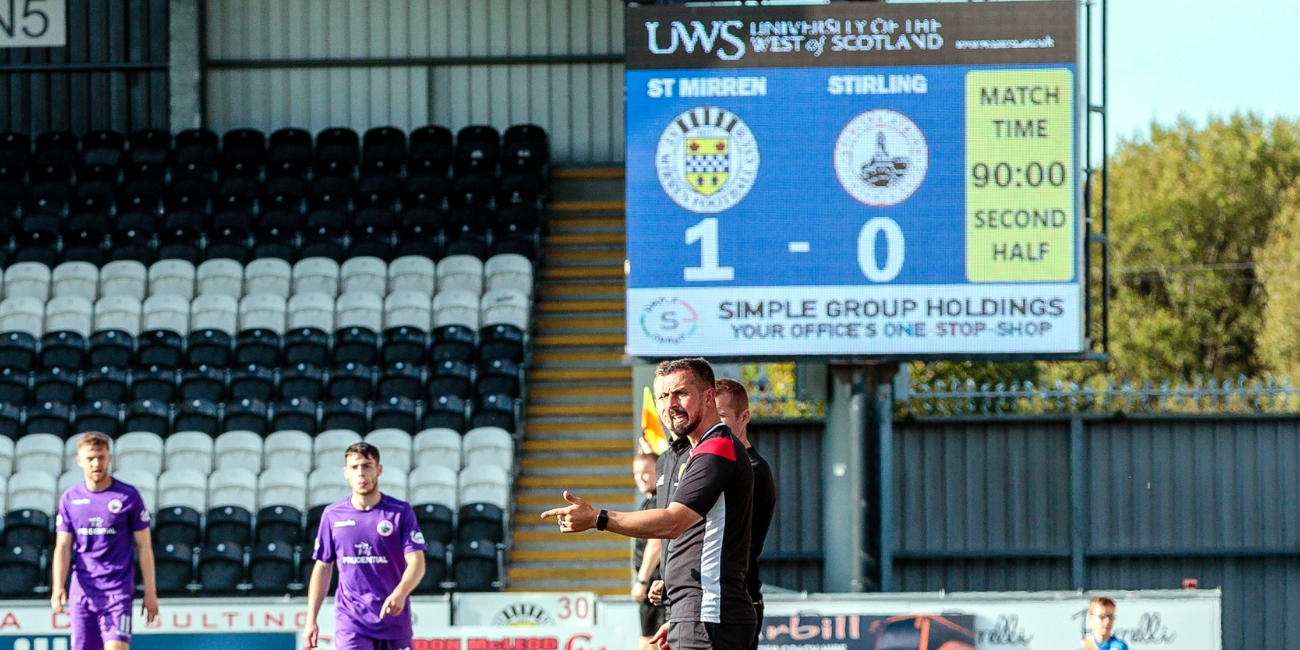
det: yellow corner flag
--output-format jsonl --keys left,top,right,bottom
{"left": 641, "top": 386, "right": 668, "bottom": 454}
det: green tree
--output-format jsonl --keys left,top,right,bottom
{"left": 1106, "top": 114, "right": 1300, "bottom": 381}
{"left": 1257, "top": 184, "right": 1300, "bottom": 375}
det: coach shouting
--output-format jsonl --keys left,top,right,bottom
{"left": 543, "top": 358, "right": 756, "bottom": 650}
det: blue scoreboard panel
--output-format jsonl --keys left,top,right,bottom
{"left": 624, "top": 1, "right": 1083, "bottom": 359}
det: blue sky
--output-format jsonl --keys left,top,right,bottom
{"left": 1105, "top": 0, "right": 1300, "bottom": 144}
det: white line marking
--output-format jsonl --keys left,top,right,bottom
{"left": 788, "top": 241, "right": 811, "bottom": 253}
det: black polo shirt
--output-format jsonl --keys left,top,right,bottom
{"left": 664, "top": 423, "right": 755, "bottom": 625}
{"left": 655, "top": 434, "right": 692, "bottom": 584}
{"left": 746, "top": 446, "right": 777, "bottom": 604}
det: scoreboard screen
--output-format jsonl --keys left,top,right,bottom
{"left": 623, "top": 1, "right": 1083, "bottom": 359}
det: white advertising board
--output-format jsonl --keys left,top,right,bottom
{"left": 454, "top": 592, "right": 598, "bottom": 626}
{"left": 0, "top": 0, "right": 66, "bottom": 48}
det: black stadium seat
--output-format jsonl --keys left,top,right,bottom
{"left": 268, "top": 128, "right": 313, "bottom": 174}
{"left": 138, "top": 328, "right": 186, "bottom": 369}
{"left": 230, "top": 364, "right": 276, "bottom": 402}
{"left": 132, "top": 365, "right": 179, "bottom": 402}
{"left": 316, "top": 127, "right": 360, "bottom": 166}
{"left": 272, "top": 397, "right": 318, "bottom": 434}
{"left": 34, "top": 131, "right": 78, "bottom": 168}
{"left": 372, "top": 396, "right": 418, "bottom": 433}
{"left": 206, "top": 504, "right": 253, "bottom": 546}
{"left": 458, "top": 502, "right": 505, "bottom": 544}
{"left": 0, "top": 368, "right": 28, "bottom": 404}
{"left": 177, "top": 128, "right": 220, "bottom": 170}
{"left": 415, "top": 541, "right": 448, "bottom": 594}
{"left": 0, "top": 132, "right": 31, "bottom": 167}
{"left": 321, "top": 396, "right": 367, "bottom": 433}
{"left": 250, "top": 541, "right": 297, "bottom": 594}
{"left": 477, "top": 359, "right": 520, "bottom": 398}
{"left": 180, "top": 364, "right": 228, "bottom": 402}
{"left": 197, "top": 541, "right": 245, "bottom": 594}
{"left": 0, "top": 545, "right": 42, "bottom": 597}
{"left": 221, "top": 128, "right": 266, "bottom": 168}
{"left": 363, "top": 126, "right": 406, "bottom": 166}
{"left": 155, "top": 505, "right": 202, "bottom": 547}
{"left": 174, "top": 398, "right": 220, "bottom": 436}
{"left": 83, "top": 366, "right": 129, "bottom": 403}
{"left": 187, "top": 328, "right": 234, "bottom": 369}
{"left": 0, "top": 403, "right": 19, "bottom": 438}
{"left": 452, "top": 538, "right": 499, "bottom": 591}
{"left": 223, "top": 397, "right": 269, "bottom": 434}
{"left": 284, "top": 327, "right": 330, "bottom": 367}
{"left": 328, "top": 362, "right": 373, "bottom": 401}
{"left": 75, "top": 400, "right": 121, "bottom": 437}
{"left": 32, "top": 367, "right": 78, "bottom": 404}
{"left": 154, "top": 541, "right": 195, "bottom": 595}
{"left": 473, "top": 393, "right": 516, "bottom": 431}
{"left": 0, "top": 331, "right": 38, "bottom": 370}
{"left": 378, "top": 362, "right": 423, "bottom": 400}
{"left": 415, "top": 502, "right": 454, "bottom": 545}
{"left": 256, "top": 505, "right": 303, "bottom": 546}
{"left": 25, "top": 400, "right": 72, "bottom": 437}
{"left": 410, "top": 126, "right": 453, "bottom": 167}
{"left": 3, "top": 510, "right": 50, "bottom": 548}
{"left": 88, "top": 329, "right": 135, "bottom": 369}
{"left": 422, "top": 394, "right": 467, "bottom": 433}
{"left": 127, "top": 129, "right": 172, "bottom": 165}
{"left": 279, "top": 364, "right": 325, "bottom": 402}
{"left": 124, "top": 398, "right": 170, "bottom": 436}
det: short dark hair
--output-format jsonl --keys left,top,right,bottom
{"left": 344, "top": 442, "right": 380, "bottom": 464}
{"left": 655, "top": 357, "right": 715, "bottom": 391}
{"left": 714, "top": 378, "right": 749, "bottom": 411}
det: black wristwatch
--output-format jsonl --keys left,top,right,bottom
{"left": 596, "top": 509, "right": 609, "bottom": 531}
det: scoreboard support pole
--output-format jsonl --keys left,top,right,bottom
{"left": 823, "top": 363, "right": 897, "bottom": 592}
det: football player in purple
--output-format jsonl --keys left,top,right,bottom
{"left": 305, "top": 442, "right": 427, "bottom": 650}
{"left": 51, "top": 431, "right": 159, "bottom": 650}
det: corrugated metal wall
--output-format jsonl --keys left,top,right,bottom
{"left": 202, "top": 0, "right": 624, "bottom": 164}
{"left": 751, "top": 419, "right": 825, "bottom": 593}
{"left": 0, "top": 0, "right": 169, "bottom": 134}
{"left": 892, "top": 415, "right": 1300, "bottom": 649}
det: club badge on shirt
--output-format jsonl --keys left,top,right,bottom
{"left": 377, "top": 520, "right": 394, "bottom": 537}
{"left": 411, "top": 531, "right": 425, "bottom": 545}
{"left": 107, "top": 499, "right": 123, "bottom": 513}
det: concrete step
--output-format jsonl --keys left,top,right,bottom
{"left": 520, "top": 456, "right": 627, "bottom": 474}
{"left": 511, "top": 548, "right": 631, "bottom": 562}
{"left": 544, "top": 249, "right": 624, "bottom": 265}
{"left": 530, "top": 367, "right": 630, "bottom": 382}
{"left": 532, "top": 334, "right": 625, "bottom": 348}
{"left": 517, "top": 491, "right": 635, "bottom": 506}
{"left": 540, "top": 283, "right": 624, "bottom": 298}
{"left": 542, "top": 266, "right": 625, "bottom": 280}
{"left": 509, "top": 566, "right": 629, "bottom": 581}
{"left": 551, "top": 167, "right": 624, "bottom": 181}
{"left": 537, "top": 299, "right": 624, "bottom": 313}
{"left": 519, "top": 474, "right": 635, "bottom": 489}
{"left": 527, "top": 403, "right": 629, "bottom": 418}
{"left": 532, "top": 349, "right": 623, "bottom": 366}
{"left": 549, "top": 217, "right": 625, "bottom": 232}
{"left": 521, "top": 439, "right": 633, "bottom": 453}
{"left": 512, "top": 529, "right": 631, "bottom": 546}
{"left": 548, "top": 232, "right": 625, "bottom": 246}
{"left": 549, "top": 199, "right": 625, "bottom": 214}
{"left": 525, "top": 419, "right": 629, "bottom": 438}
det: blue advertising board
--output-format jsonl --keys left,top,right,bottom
{"left": 624, "top": 2, "right": 1084, "bottom": 358}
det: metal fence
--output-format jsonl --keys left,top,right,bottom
{"left": 902, "top": 376, "right": 1300, "bottom": 416}
{"left": 750, "top": 418, "right": 825, "bottom": 593}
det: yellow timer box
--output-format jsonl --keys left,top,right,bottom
{"left": 965, "top": 69, "right": 1076, "bottom": 283}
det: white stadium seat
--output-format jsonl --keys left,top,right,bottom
{"left": 335, "top": 291, "right": 383, "bottom": 332}
{"left": 341, "top": 256, "right": 388, "bottom": 296}
{"left": 165, "top": 431, "right": 214, "bottom": 474}
{"left": 485, "top": 254, "right": 534, "bottom": 297}
{"left": 142, "top": 294, "right": 190, "bottom": 335}
{"left": 259, "top": 467, "right": 309, "bottom": 510}
{"left": 190, "top": 293, "right": 239, "bottom": 335}
{"left": 98, "top": 260, "right": 148, "bottom": 301}
{"left": 433, "top": 291, "right": 480, "bottom": 331}
{"left": 308, "top": 467, "right": 350, "bottom": 509}
{"left": 239, "top": 293, "right": 288, "bottom": 334}
{"left": 463, "top": 426, "right": 514, "bottom": 471}
{"left": 0, "top": 296, "right": 45, "bottom": 337}
{"left": 264, "top": 430, "right": 314, "bottom": 470}
{"left": 288, "top": 292, "right": 336, "bottom": 331}
{"left": 4, "top": 262, "right": 52, "bottom": 302}
{"left": 437, "top": 255, "right": 484, "bottom": 296}
{"left": 245, "top": 258, "right": 292, "bottom": 298}
{"left": 480, "top": 289, "right": 530, "bottom": 331}
{"left": 58, "top": 469, "right": 82, "bottom": 495}
{"left": 215, "top": 431, "right": 264, "bottom": 472}
{"left": 293, "top": 257, "right": 340, "bottom": 297}
{"left": 116, "top": 468, "right": 158, "bottom": 513}
{"left": 388, "top": 256, "right": 436, "bottom": 296}
{"left": 52, "top": 261, "right": 99, "bottom": 301}
{"left": 384, "top": 291, "right": 432, "bottom": 331}
{"left": 16, "top": 434, "right": 63, "bottom": 474}
{"left": 382, "top": 466, "right": 408, "bottom": 501}
{"left": 414, "top": 428, "right": 463, "bottom": 471}
{"left": 365, "top": 428, "right": 413, "bottom": 472}
{"left": 94, "top": 295, "right": 142, "bottom": 336}
{"left": 44, "top": 296, "right": 93, "bottom": 337}
{"left": 148, "top": 260, "right": 196, "bottom": 300}
{"left": 314, "top": 429, "right": 363, "bottom": 470}
{"left": 197, "top": 259, "right": 245, "bottom": 298}
{"left": 158, "top": 468, "right": 208, "bottom": 512}
{"left": 458, "top": 464, "right": 510, "bottom": 510}
{"left": 208, "top": 467, "right": 258, "bottom": 511}
{"left": 7, "top": 470, "right": 58, "bottom": 514}
{"left": 409, "top": 465, "right": 458, "bottom": 508}
{"left": 0, "top": 435, "right": 15, "bottom": 478}
{"left": 113, "top": 431, "right": 165, "bottom": 476}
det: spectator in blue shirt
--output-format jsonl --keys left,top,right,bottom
{"left": 1081, "top": 597, "right": 1128, "bottom": 650}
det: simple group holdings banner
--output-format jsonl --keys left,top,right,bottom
{"left": 624, "top": 1, "right": 1086, "bottom": 359}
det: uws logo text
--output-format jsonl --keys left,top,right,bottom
{"left": 645, "top": 21, "right": 746, "bottom": 61}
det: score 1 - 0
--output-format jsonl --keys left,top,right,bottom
{"left": 681, "top": 217, "right": 905, "bottom": 284}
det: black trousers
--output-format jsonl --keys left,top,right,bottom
{"left": 668, "top": 621, "right": 756, "bottom": 650}
{"left": 749, "top": 603, "right": 764, "bottom": 650}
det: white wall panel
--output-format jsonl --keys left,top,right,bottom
{"left": 203, "top": 0, "right": 625, "bottom": 163}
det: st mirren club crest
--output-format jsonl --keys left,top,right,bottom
{"left": 656, "top": 107, "right": 759, "bottom": 214}
{"left": 833, "top": 109, "right": 929, "bottom": 207}
{"left": 491, "top": 603, "right": 556, "bottom": 626}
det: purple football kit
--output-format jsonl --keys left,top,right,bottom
{"left": 56, "top": 478, "right": 150, "bottom": 650}
{"left": 314, "top": 494, "right": 427, "bottom": 650}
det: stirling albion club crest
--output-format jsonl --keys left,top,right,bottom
{"left": 656, "top": 106, "right": 759, "bottom": 213}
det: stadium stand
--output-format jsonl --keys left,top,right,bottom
{"left": 0, "top": 125, "right": 543, "bottom": 596}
